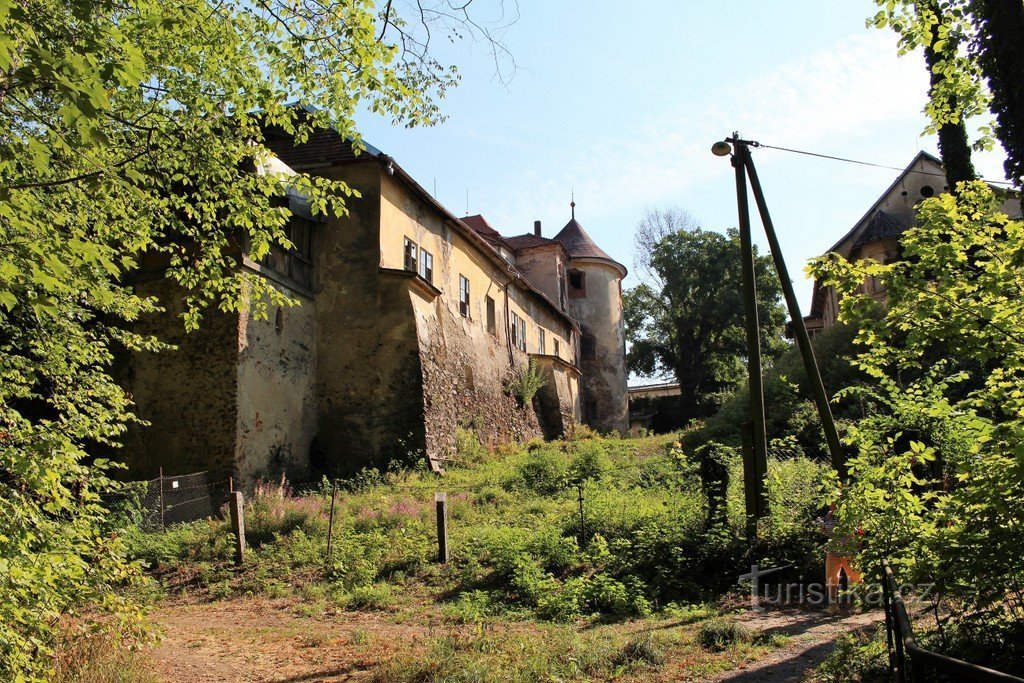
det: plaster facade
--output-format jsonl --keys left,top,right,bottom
{"left": 115, "top": 125, "right": 616, "bottom": 483}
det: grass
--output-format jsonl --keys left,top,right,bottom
{"left": 107, "top": 430, "right": 833, "bottom": 681}
{"left": 125, "top": 430, "right": 832, "bottom": 617}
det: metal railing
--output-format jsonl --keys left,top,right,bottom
{"left": 881, "top": 559, "right": 1024, "bottom": 682}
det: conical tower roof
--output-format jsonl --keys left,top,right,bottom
{"left": 554, "top": 217, "right": 627, "bottom": 276}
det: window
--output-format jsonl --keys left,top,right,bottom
{"left": 553, "top": 339, "right": 560, "bottom": 358}
{"left": 419, "top": 249, "right": 433, "bottom": 284}
{"left": 510, "top": 311, "right": 527, "bottom": 351}
{"left": 403, "top": 237, "right": 418, "bottom": 273}
{"left": 485, "top": 296, "right": 497, "bottom": 336}
{"left": 253, "top": 214, "right": 314, "bottom": 289}
{"left": 538, "top": 328, "right": 546, "bottom": 354}
{"left": 459, "top": 275, "right": 470, "bottom": 318}
{"left": 568, "top": 269, "right": 586, "bottom": 298}
{"left": 581, "top": 333, "right": 595, "bottom": 360}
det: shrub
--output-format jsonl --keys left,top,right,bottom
{"left": 569, "top": 441, "right": 609, "bottom": 483}
{"left": 504, "top": 359, "right": 547, "bottom": 406}
{"left": 512, "top": 447, "right": 568, "bottom": 495}
{"left": 696, "top": 618, "right": 754, "bottom": 651}
{"left": 611, "top": 634, "right": 667, "bottom": 668}
{"left": 813, "top": 628, "right": 888, "bottom": 682}
{"left": 345, "top": 584, "right": 394, "bottom": 611}
{"left": 455, "top": 427, "right": 489, "bottom": 463}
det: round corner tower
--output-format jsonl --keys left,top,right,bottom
{"left": 553, "top": 207, "right": 629, "bottom": 433}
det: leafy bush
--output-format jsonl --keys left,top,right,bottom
{"left": 569, "top": 441, "right": 609, "bottom": 483}
{"left": 813, "top": 628, "right": 888, "bottom": 682}
{"left": 811, "top": 184, "right": 1024, "bottom": 624}
{"left": 455, "top": 427, "right": 489, "bottom": 463}
{"left": 511, "top": 447, "right": 568, "bottom": 495}
{"left": 504, "top": 358, "right": 547, "bottom": 406}
{"left": 696, "top": 618, "right": 754, "bottom": 651}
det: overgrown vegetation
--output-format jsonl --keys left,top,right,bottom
{"left": 811, "top": 183, "right": 1024, "bottom": 675}
{"left": 0, "top": 0, "right": 493, "bottom": 676}
{"left": 127, "top": 433, "right": 827, "bottom": 625}
{"left": 504, "top": 358, "right": 547, "bottom": 406}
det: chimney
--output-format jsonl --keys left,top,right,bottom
{"left": 534, "top": 220, "right": 542, "bottom": 237}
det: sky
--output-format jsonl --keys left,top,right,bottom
{"left": 356, "top": 0, "right": 1008, "bottom": 313}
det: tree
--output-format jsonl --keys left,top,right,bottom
{"left": 624, "top": 209, "right": 787, "bottom": 423}
{"left": 0, "top": 0, "right": 509, "bottom": 677}
{"left": 872, "top": 0, "right": 1024, "bottom": 188}
{"left": 971, "top": 0, "right": 1024, "bottom": 186}
{"left": 871, "top": 0, "right": 981, "bottom": 188}
{"left": 810, "top": 182, "right": 1024, "bottom": 636}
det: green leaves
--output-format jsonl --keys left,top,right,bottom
{"left": 0, "top": 0, "right": 464, "bottom": 677}
{"left": 625, "top": 221, "right": 787, "bottom": 422}
{"left": 811, "top": 183, "right": 1024, "bottom": 613}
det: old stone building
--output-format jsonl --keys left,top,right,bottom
{"left": 116, "top": 126, "right": 628, "bottom": 484}
{"left": 461, "top": 205, "right": 630, "bottom": 434}
{"left": 804, "top": 151, "right": 1021, "bottom": 334}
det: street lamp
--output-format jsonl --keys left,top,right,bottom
{"left": 714, "top": 134, "right": 846, "bottom": 536}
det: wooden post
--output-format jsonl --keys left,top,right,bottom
{"left": 577, "top": 482, "right": 587, "bottom": 549}
{"left": 325, "top": 479, "right": 338, "bottom": 567}
{"left": 158, "top": 466, "right": 165, "bottom": 530}
{"left": 435, "top": 492, "right": 448, "bottom": 563}
{"left": 229, "top": 491, "right": 246, "bottom": 566}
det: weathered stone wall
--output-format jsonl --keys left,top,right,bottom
{"left": 566, "top": 260, "right": 629, "bottom": 433}
{"left": 115, "top": 277, "right": 239, "bottom": 479}
{"left": 377, "top": 171, "right": 578, "bottom": 462}
{"left": 314, "top": 163, "right": 427, "bottom": 474}
{"left": 234, "top": 281, "right": 318, "bottom": 485}
{"left": 533, "top": 356, "right": 580, "bottom": 439}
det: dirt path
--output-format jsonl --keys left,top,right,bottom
{"left": 708, "top": 606, "right": 882, "bottom": 682}
{"left": 146, "top": 599, "right": 882, "bottom": 683}
{"left": 147, "top": 599, "right": 408, "bottom": 682}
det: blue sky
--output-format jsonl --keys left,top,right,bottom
{"left": 357, "top": 0, "right": 1008, "bottom": 309}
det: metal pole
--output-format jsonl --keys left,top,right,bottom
{"left": 732, "top": 137, "right": 769, "bottom": 521}
{"left": 435, "top": 492, "right": 449, "bottom": 563}
{"left": 158, "top": 466, "right": 165, "bottom": 530}
{"left": 742, "top": 151, "right": 846, "bottom": 474}
{"left": 326, "top": 479, "right": 338, "bottom": 566}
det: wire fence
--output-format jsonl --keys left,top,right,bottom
{"left": 102, "top": 469, "right": 233, "bottom": 530}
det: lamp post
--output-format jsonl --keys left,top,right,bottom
{"left": 713, "top": 135, "right": 846, "bottom": 533}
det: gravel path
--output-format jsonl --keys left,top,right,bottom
{"left": 708, "top": 606, "right": 883, "bottom": 682}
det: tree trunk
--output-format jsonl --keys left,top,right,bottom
{"left": 923, "top": 2, "right": 977, "bottom": 190}
{"left": 974, "top": 0, "right": 1024, "bottom": 186}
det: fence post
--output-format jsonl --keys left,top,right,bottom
{"left": 435, "top": 492, "right": 449, "bottom": 563}
{"left": 325, "top": 479, "right": 338, "bottom": 568}
{"left": 229, "top": 491, "right": 246, "bottom": 566}
{"left": 158, "top": 466, "right": 165, "bottom": 530}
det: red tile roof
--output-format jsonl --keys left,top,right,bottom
{"left": 504, "top": 233, "right": 558, "bottom": 251}
{"left": 553, "top": 219, "right": 625, "bottom": 274}
{"left": 461, "top": 214, "right": 503, "bottom": 241}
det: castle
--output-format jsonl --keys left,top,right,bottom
{"left": 115, "top": 125, "right": 628, "bottom": 483}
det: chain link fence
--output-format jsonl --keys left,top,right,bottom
{"left": 102, "top": 470, "right": 233, "bottom": 530}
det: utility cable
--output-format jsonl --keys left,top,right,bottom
{"left": 752, "top": 142, "right": 1016, "bottom": 188}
